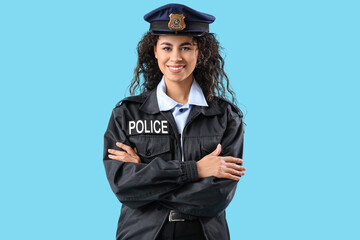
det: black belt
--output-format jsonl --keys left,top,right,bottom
{"left": 168, "top": 210, "right": 199, "bottom": 222}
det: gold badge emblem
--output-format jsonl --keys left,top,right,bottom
{"left": 168, "top": 14, "right": 186, "bottom": 31}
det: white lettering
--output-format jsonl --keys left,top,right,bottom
{"left": 129, "top": 121, "right": 135, "bottom": 135}
{"left": 161, "top": 120, "right": 168, "bottom": 134}
{"left": 144, "top": 120, "right": 150, "bottom": 133}
{"left": 136, "top": 120, "right": 144, "bottom": 133}
{"left": 129, "top": 120, "right": 169, "bottom": 135}
{"left": 154, "top": 120, "right": 161, "bottom": 133}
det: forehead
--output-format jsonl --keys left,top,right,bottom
{"left": 157, "top": 35, "right": 194, "bottom": 45}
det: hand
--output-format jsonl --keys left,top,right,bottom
{"left": 196, "top": 144, "right": 246, "bottom": 181}
{"left": 108, "top": 142, "right": 141, "bottom": 163}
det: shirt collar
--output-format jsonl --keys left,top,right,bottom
{"left": 156, "top": 76, "right": 208, "bottom": 111}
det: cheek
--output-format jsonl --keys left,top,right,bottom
{"left": 156, "top": 53, "right": 166, "bottom": 64}
{"left": 156, "top": 58, "right": 166, "bottom": 73}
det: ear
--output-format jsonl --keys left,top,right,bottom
{"left": 195, "top": 46, "right": 200, "bottom": 66}
{"left": 154, "top": 46, "right": 158, "bottom": 59}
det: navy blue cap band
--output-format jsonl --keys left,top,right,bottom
{"left": 150, "top": 21, "right": 209, "bottom": 35}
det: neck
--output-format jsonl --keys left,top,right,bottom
{"left": 164, "top": 75, "right": 193, "bottom": 105}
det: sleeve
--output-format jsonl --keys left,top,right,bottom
{"left": 157, "top": 105, "right": 245, "bottom": 217}
{"left": 103, "top": 107, "right": 199, "bottom": 209}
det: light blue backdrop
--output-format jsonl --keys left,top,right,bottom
{"left": 1, "top": 0, "right": 359, "bottom": 239}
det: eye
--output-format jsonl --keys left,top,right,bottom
{"left": 181, "top": 47, "right": 191, "bottom": 51}
{"left": 162, "top": 47, "right": 171, "bottom": 51}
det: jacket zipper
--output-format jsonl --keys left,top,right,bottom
{"left": 160, "top": 111, "right": 182, "bottom": 161}
{"left": 179, "top": 133, "right": 183, "bottom": 162}
{"left": 181, "top": 111, "right": 201, "bottom": 162}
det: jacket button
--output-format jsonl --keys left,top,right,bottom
{"left": 146, "top": 150, "right": 151, "bottom": 156}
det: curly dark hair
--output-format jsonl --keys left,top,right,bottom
{"left": 129, "top": 32, "right": 236, "bottom": 104}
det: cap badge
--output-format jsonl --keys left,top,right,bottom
{"left": 168, "top": 14, "right": 186, "bottom": 31}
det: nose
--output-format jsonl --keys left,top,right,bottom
{"left": 170, "top": 49, "right": 182, "bottom": 62}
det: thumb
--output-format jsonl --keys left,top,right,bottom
{"left": 210, "top": 144, "right": 221, "bottom": 156}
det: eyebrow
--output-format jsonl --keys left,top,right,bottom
{"left": 160, "top": 42, "right": 194, "bottom": 46}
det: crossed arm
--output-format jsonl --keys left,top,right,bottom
{"left": 108, "top": 142, "right": 246, "bottom": 181}
{"left": 103, "top": 107, "right": 245, "bottom": 217}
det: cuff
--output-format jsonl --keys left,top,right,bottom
{"left": 180, "top": 160, "right": 199, "bottom": 183}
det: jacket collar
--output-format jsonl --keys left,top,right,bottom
{"left": 139, "top": 88, "right": 222, "bottom": 116}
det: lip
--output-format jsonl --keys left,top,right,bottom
{"left": 167, "top": 65, "right": 185, "bottom": 73}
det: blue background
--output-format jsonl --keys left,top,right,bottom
{"left": 1, "top": 0, "right": 359, "bottom": 239}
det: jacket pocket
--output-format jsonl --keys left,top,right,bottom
{"left": 129, "top": 135, "right": 171, "bottom": 163}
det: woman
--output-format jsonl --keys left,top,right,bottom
{"left": 103, "top": 4, "right": 246, "bottom": 240}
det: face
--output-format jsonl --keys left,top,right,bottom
{"left": 154, "top": 35, "right": 198, "bottom": 85}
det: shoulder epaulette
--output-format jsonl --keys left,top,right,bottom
{"left": 115, "top": 93, "right": 149, "bottom": 108}
{"left": 213, "top": 97, "right": 243, "bottom": 117}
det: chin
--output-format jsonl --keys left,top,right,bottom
{"left": 166, "top": 75, "right": 191, "bottom": 83}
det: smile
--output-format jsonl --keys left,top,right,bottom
{"left": 167, "top": 65, "right": 185, "bottom": 73}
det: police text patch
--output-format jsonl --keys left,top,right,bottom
{"left": 127, "top": 120, "right": 169, "bottom": 135}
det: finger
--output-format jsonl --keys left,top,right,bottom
{"left": 123, "top": 153, "right": 142, "bottom": 163}
{"left": 223, "top": 157, "right": 243, "bottom": 164}
{"left": 225, "top": 162, "right": 246, "bottom": 171}
{"left": 226, "top": 168, "right": 246, "bottom": 177}
{"left": 109, "top": 154, "right": 137, "bottom": 163}
{"left": 108, "top": 154, "right": 124, "bottom": 161}
{"left": 108, "top": 149, "right": 126, "bottom": 156}
{"left": 116, "top": 142, "right": 137, "bottom": 155}
{"left": 209, "top": 144, "right": 221, "bottom": 156}
{"left": 134, "top": 147, "right": 138, "bottom": 154}
{"left": 121, "top": 156, "right": 137, "bottom": 163}
{"left": 221, "top": 173, "right": 241, "bottom": 181}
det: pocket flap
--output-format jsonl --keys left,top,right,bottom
{"left": 130, "top": 135, "right": 171, "bottom": 158}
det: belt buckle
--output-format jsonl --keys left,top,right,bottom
{"left": 169, "top": 210, "right": 185, "bottom": 222}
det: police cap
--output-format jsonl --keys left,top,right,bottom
{"left": 144, "top": 3, "right": 215, "bottom": 36}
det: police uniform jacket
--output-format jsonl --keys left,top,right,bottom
{"left": 103, "top": 87, "right": 244, "bottom": 240}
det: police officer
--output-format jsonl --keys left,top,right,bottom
{"left": 104, "top": 3, "right": 246, "bottom": 240}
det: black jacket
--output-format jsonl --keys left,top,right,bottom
{"left": 103, "top": 88, "right": 244, "bottom": 240}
